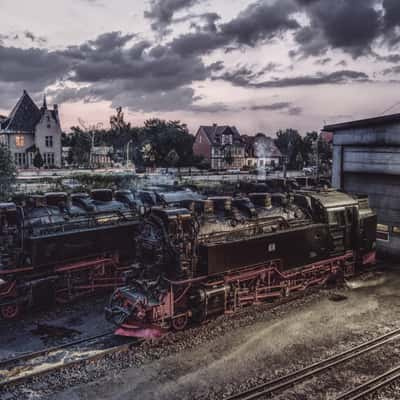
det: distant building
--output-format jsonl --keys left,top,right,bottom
{"left": 242, "top": 133, "right": 282, "bottom": 168}
{"left": 91, "top": 146, "right": 113, "bottom": 168}
{"left": 0, "top": 90, "right": 62, "bottom": 169}
{"left": 62, "top": 146, "right": 113, "bottom": 168}
{"left": 325, "top": 113, "right": 400, "bottom": 258}
{"left": 193, "top": 124, "right": 245, "bottom": 170}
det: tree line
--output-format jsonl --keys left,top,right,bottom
{"left": 62, "top": 109, "right": 332, "bottom": 170}
{"left": 62, "top": 114, "right": 205, "bottom": 169}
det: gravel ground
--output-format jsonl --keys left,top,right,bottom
{"left": 2, "top": 267, "right": 400, "bottom": 400}
{"left": 0, "top": 297, "right": 111, "bottom": 359}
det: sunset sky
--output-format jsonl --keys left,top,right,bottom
{"left": 1, "top": 0, "right": 400, "bottom": 135}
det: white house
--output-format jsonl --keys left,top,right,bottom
{"left": 0, "top": 90, "right": 62, "bottom": 169}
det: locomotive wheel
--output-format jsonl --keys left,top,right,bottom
{"left": 0, "top": 302, "right": 20, "bottom": 320}
{"left": 172, "top": 314, "right": 188, "bottom": 331}
{"left": 107, "top": 291, "right": 130, "bottom": 326}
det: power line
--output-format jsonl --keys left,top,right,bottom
{"left": 381, "top": 100, "right": 400, "bottom": 116}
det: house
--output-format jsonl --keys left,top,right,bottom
{"left": 242, "top": 133, "right": 282, "bottom": 168}
{"left": 62, "top": 146, "right": 113, "bottom": 168}
{"left": 193, "top": 124, "right": 246, "bottom": 170}
{"left": 0, "top": 90, "right": 62, "bottom": 169}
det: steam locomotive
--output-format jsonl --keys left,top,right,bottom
{"left": 105, "top": 189, "right": 377, "bottom": 338}
{"left": 0, "top": 189, "right": 141, "bottom": 319}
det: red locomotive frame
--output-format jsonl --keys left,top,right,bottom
{"left": 112, "top": 250, "right": 374, "bottom": 338}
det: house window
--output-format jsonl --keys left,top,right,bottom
{"left": 15, "top": 135, "right": 25, "bottom": 148}
{"left": 14, "top": 152, "right": 26, "bottom": 167}
{"left": 43, "top": 152, "right": 55, "bottom": 167}
{"left": 222, "top": 134, "right": 233, "bottom": 145}
{"left": 45, "top": 136, "right": 53, "bottom": 147}
{"left": 199, "top": 135, "right": 202, "bottom": 144}
{"left": 377, "top": 224, "right": 389, "bottom": 241}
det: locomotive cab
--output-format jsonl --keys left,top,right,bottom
{"left": 0, "top": 203, "right": 18, "bottom": 269}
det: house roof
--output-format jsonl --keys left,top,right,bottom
{"left": 324, "top": 113, "right": 400, "bottom": 132}
{"left": 2, "top": 90, "right": 41, "bottom": 133}
{"left": 199, "top": 125, "right": 243, "bottom": 146}
{"left": 242, "top": 132, "right": 282, "bottom": 158}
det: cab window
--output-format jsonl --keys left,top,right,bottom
{"left": 377, "top": 224, "right": 389, "bottom": 241}
{"left": 328, "top": 209, "right": 345, "bottom": 226}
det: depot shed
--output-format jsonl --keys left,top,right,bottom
{"left": 324, "top": 113, "right": 400, "bottom": 258}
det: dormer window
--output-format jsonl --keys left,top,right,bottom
{"left": 15, "top": 135, "right": 24, "bottom": 147}
{"left": 221, "top": 134, "right": 233, "bottom": 145}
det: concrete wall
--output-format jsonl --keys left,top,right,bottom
{"left": 332, "top": 121, "right": 400, "bottom": 258}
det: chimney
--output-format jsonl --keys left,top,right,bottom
{"left": 212, "top": 123, "right": 217, "bottom": 127}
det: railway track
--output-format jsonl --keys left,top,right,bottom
{"left": 336, "top": 365, "right": 400, "bottom": 400}
{"left": 0, "top": 331, "right": 142, "bottom": 388}
{"left": 225, "top": 327, "right": 400, "bottom": 400}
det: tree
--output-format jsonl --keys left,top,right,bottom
{"left": 66, "top": 127, "right": 91, "bottom": 166}
{"left": 33, "top": 150, "right": 44, "bottom": 170}
{"left": 165, "top": 149, "right": 180, "bottom": 168}
{"left": 0, "top": 145, "right": 16, "bottom": 201}
{"left": 274, "top": 129, "right": 304, "bottom": 170}
{"left": 141, "top": 119, "right": 195, "bottom": 167}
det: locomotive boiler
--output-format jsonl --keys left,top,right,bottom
{"left": 106, "top": 189, "right": 377, "bottom": 337}
{"left": 0, "top": 189, "right": 140, "bottom": 319}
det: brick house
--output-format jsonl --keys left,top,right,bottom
{"left": 0, "top": 90, "right": 62, "bottom": 169}
{"left": 193, "top": 124, "right": 246, "bottom": 170}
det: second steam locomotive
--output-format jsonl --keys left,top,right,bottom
{"left": 105, "top": 189, "right": 376, "bottom": 338}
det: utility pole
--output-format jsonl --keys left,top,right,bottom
{"left": 126, "top": 139, "right": 132, "bottom": 168}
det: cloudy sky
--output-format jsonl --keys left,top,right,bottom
{"left": 1, "top": 0, "right": 400, "bottom": 135}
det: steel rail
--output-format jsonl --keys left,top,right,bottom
{"left": 226, "top": 328, "right": 400, "bottom": 400}
{"left": 0, "top": 334, "right": 143, "bottom": 389}
{"left": 336, "top": 365, "right": 400, "bottom": 400}
{"left": 0, "top": 330, "right": 114, "bottom": 369}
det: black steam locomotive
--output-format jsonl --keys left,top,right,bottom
{"left": 0, "top": 189, "right": 141, "bottom": 319}
{"left": 105, "top": 189, "right": 377, "bottom": 338}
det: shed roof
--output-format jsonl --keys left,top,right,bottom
{"left": 324, "top": 113, "right": 400, "bottom": 132}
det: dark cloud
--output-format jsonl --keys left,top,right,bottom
{"left": 215, "top": 68, "right": 369, "bottom": 88}
{"left": 144, "top": 0, "right": 201, "bottom": 32}
{"left": 220, "top": 0, "right": 299, "bottom": 46}
{"left": 253, "top": 70, "right": 370, "bottom": 88}
{"left": 288, "top": 106, "right": 303, "bottom": 115}
{"left": 248, "top": 101, "right": 302, "bottom": 116}
{"left": 24, "top": 31, "right": 47, "bottom": 45}
{"left": 169, "top": 0, "right": 300, "bottom": 56}
{"left": 381, "top": 65, "right": 400, "bottom": 75}
{"left": 375, "top": 53, "right": 400, "bottom": 63}
{"left": 383, "top": 0, "right": 400, "bottom": 32}
{"left": 294, "top": 0, "right": 382, "bottom": 58}
{"left": 0, "top": 46, "right": 68, "bottom": 83}
{"left": 314, "top": 57, "right": 331, "bottom": 65}
{"left": 250, "top": 102, "right": 292, "bottom": 111}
